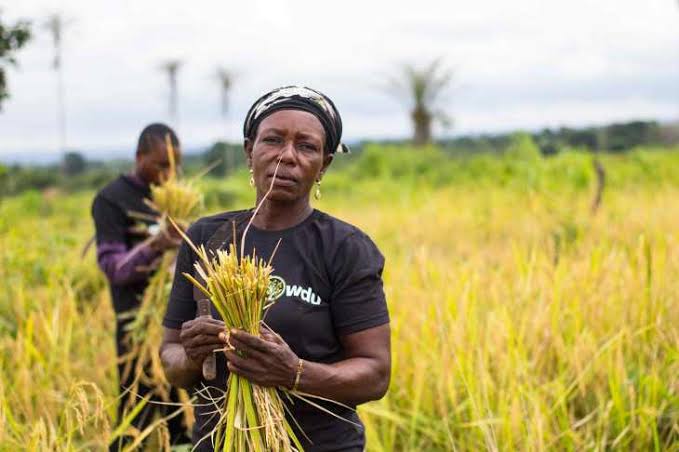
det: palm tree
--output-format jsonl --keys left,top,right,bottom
{"left": 161, "top": 59, "right": 182, "bottom": 127}
{"left": 216, "top": 67, "right": 234, "bottom": 173}
{"left": 387, "top": 59, "right": 454, "bottom": 146}
{"left": 45, "top": 13, "right": 70, "bottom": 153}
{"left": 216, "top": 66, "right": 232, "bottom": 117}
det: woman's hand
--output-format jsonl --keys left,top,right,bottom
{"left": 223, "top": 326, "right": 299, "bottom": 388}
{"left": 179, "top": 317, "right": 227, "bottom": 365}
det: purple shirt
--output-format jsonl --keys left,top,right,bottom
{"left": 97, "top": 241, "right": 161, "bottom": 286}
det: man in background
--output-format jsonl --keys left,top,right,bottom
{"left": 91, "top": 123, "right": 190, "bottom": 450}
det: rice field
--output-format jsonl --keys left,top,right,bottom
{"left": 0, "top": 147, "right": 678, "bottom": 450}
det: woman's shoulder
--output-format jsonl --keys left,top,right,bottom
{"left": 312, "top": 210, "right": 379, "bottom": 251}
{"left": 311, "top": 211, "right": 385, "bottom": 280}
{"left": 187, "top": 209, "right": 251, "bottom": 243}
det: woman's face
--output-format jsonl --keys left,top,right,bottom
{"left": 246, "top": 109, "right": 333, "bottom": 203}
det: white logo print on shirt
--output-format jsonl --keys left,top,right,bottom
{"left": 285, "top": 284, "right": 322, "bottom": 305}
{"left": 267, "top": 275, "right": 322, "bottom": 306}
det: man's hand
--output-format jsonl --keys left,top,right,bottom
{"left": 223, "top": 326, "right": 299, "bottom": 388}
{"left": 149, "top": 228, "right": 182, "bottom": 252}
{"left": 179, "top": 318, "right": 227, "bottom": 366}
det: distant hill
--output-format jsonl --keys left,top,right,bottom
{"left": 0, "top": 146, "right": 211, "bottom": 166}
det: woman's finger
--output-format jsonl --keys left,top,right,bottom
{"left": 226, "top": 362, "right": 255, "bottom": 380}
{"left": 260, "top": 323, "right": 284, "bottom": 344}
{"left": 229, "top": 329, "right": 272, "bottom": 353}
{"left": 187, "top": 333, "right": 225, "bottom": 348}
{"left": 184, "top": 317, "right": 225, "bottom": 329}
{"left": 226, "top": 363, "right": 270, "bottom": 387}
{"left": 182, "top": 319, "right": 224, "bottom": 340}
{"left": 224, "top": 349, "right": 261, "bottom": 373}
{"left": 187, "top": 344, "right": 224, "bottom": 362}
{"left": 200, "top": 343, "right": 225, "bottom": 354}
{"left": 193, "top": 320, "right": 226, "bottom": 336}
{"left": 228, "top": 336, "right": 270, "bottom": 362}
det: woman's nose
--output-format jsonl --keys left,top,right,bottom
{"left": 279, "top": 141, "right": 296, "bottom": 162}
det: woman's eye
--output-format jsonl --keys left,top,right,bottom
{"left": 299, "top": 143, "right": 318, "bottom": 151}
{"left": 263, "top": 136, "right": 281, "bottom": 144}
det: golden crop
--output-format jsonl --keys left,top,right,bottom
{"left": 0, "top": 147, "right": 677, "bottom": 451}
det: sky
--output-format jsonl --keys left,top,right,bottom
{"left": 0, "top": 0, "right": 678, "bottom": 161}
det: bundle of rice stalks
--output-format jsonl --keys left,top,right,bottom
{"left": 177, "top": 236, "right": 303, "bottom": 452}
{"left": 145, "top": 138, "right": 203, "bottom": 233}
{"left": 119, "top": 135, "right": 202, "bottom": 443}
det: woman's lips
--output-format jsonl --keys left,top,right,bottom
{"left": 267, "top": 174, "right": 297, "bottom": 186}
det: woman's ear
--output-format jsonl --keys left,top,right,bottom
{"left": 319, "top": 153, "right": 334, "bottom": 180}
{"left": 243, "top": 138, "right": 253, "bottom": 168}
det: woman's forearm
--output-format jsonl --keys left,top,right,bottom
{"left": 224, "top": 325, "right": 391, "bottom": 405}
{"left": 295, "top": 356, "right": 390, "bottom": 406}
{"left": 294, "top": 325, "right": 391, "bottom": 405}
{"left": 160, "top": 342, "right": 203, "bottom": 389}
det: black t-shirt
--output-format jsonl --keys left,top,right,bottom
{"left": 163, "top": 209, "right": 390, "bottom": 452}
{"left": 91, "top": 174, "right": 158, "bottom": 313}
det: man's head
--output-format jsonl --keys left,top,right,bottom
{"left": 135, "top": 123, "right": 182, "bottom": 185}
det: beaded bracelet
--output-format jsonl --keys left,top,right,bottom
{"left": 291, "top": 358, "right": 304, "bottom": 392}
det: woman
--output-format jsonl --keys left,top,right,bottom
{"left": 160, "top": 86, "right": 391, "bottom": 451}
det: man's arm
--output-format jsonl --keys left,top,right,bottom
{"left": 96, "top": 241, "right": 160, "bottom": 285}
{"left": 92, "top": 195, "right": 178, "bottom": 285}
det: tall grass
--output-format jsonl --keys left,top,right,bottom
{"left": 0, "top": 194, "right": 114, "bottom": 449}
{"left": 343, "top": 185, "right": 679, "bottom": 450}
{"left": 0, "top": 146, "right": 677, "bottom": 450}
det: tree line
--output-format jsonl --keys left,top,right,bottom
{"left": 439, "top": 120, "right": 678, "bottom": 155}
{"left": 1, "top": 119, "right": 676, "bottom": 199}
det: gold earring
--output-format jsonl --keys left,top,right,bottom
{"left": 314, "top": 180, "right": 322, "bottom": 200}
{"left": 249, "top": 169, "right": 255, "bottom": 187}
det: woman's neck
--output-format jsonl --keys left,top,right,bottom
{"left": 250, "top": 197, "right": 313, "bottom": 231}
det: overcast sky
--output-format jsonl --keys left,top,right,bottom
{"left": 1, "top": 0, "right": 678, "bottom": 160}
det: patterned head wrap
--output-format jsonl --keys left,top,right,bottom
{"left": 243, "top": 86, "right": 350, "bottom": 154}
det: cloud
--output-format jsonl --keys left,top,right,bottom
{"left": 1, "top": 0, "right": 678, "bottom": 157}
